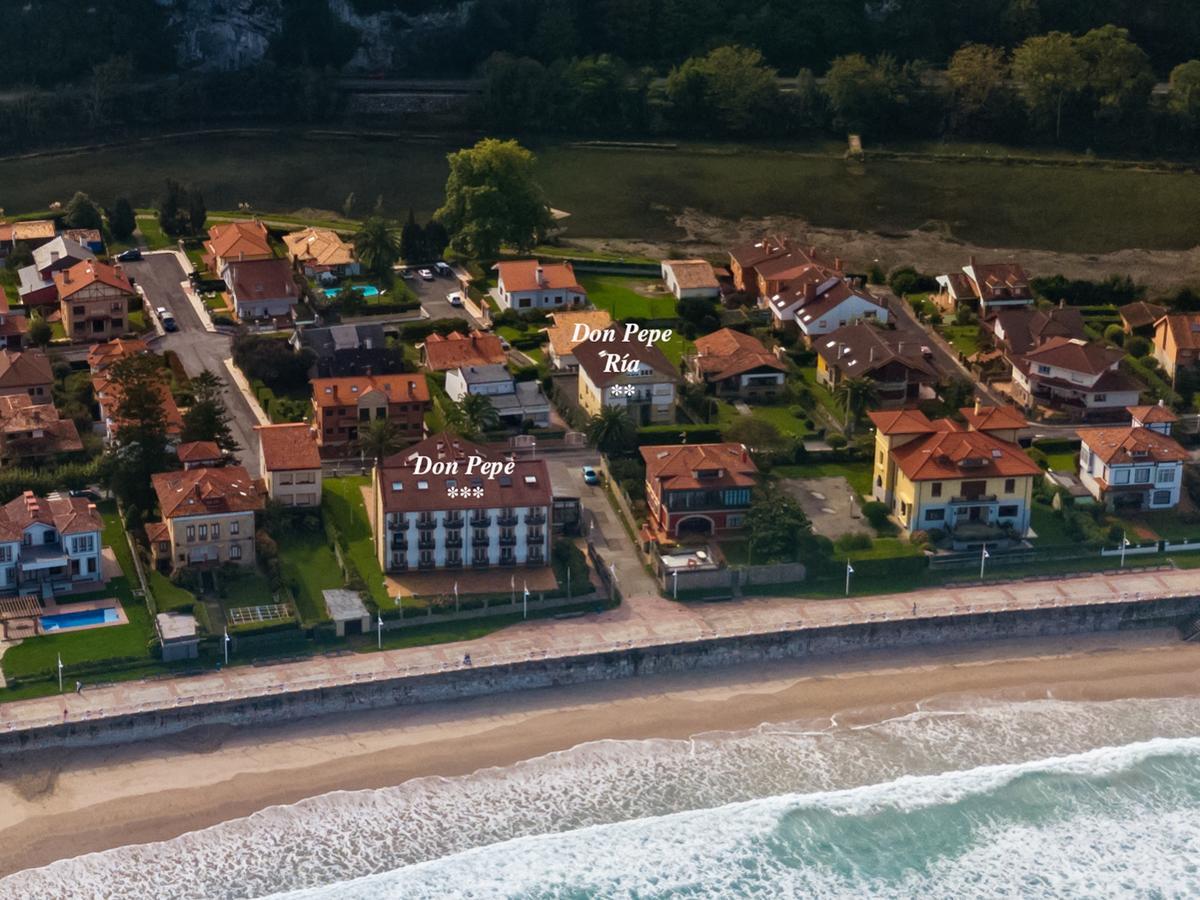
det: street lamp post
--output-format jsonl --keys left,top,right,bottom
{"left": 1120, "top": 530, "right": 1130, "bottom": 568}
{"left": 672, "top": 569, "right": 678, "bottom": 600}
{"left": 979, "top": 544, "right": 989, "bottom": 580}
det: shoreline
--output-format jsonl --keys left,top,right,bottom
{"left": 1, "top": 628, "right": 1199, "bottom": 878}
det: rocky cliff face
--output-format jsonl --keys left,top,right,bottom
{"left": 160, "top": 0, "right": 471, "bottom": 72}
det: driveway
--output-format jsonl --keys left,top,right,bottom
{"left": 120, "top": 252, "right": 263, "bottom": 476}
{"left": 780, "top": 475, "right": 865, "bottom": 540}
{"left": 402, "top": 269, "right": 476, "bottom": 324}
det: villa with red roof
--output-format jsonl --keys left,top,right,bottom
{"left": 311, "top": 372, "right": 430, "bottom": 454}
{"left": 0, "top": 491, "right": 104, "bottom": 594}
{"left": 641, "top": 442, "right": 759, "bottom": 539}
{"left": 256, "top": 423, "right": 322, "bottom": 507}
{"left": 935, "top": 256, "right": 1035, "bottom": 314}
{"left": 203, "top": 220, "right": 272, "bottom": 272}
{"left": 420, "top": 330, "right": 506, "bottom": 372}
{"left": 148, "top": 467, "right": 266, "bottom": 571}
{"left": 1077, "top": 405, "right": 1187, "bottom": 511}
{"left": 689, "top": 329, "right": 788, "bottom": 399}
{"left": 869, "top": 406, "right": 1040, "bottom": 543}
{"left": 55, "top": 260, "right": 135, "bottom": 342}
{"left": 494, "top": 260, "right": 587, "bottom": 312}
{"left": 1011, "top": 337, "right": 1142, "bottom": 419}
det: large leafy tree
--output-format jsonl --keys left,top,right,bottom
{"left": 1077, "top": 25, "right": 1154, "bottom": 126}
{"left": 746, "top": 484, "right": 811, "bottom": 563}
{"left": 356, "top": 417, "right": 403, "bottom": 464}
{"left": 833, "top": 376, "right": 879, "bottom": 435}
{"left": 664, "top": 45, "right": 780, "bottom": 135}
{"left": 181, "top": 370, "right": 238, "bottom": 452}
{"left": 103, "top": 354, "right": 172, "bottom": 516}
{"left": 586, "top": 405, "right": 637, "bottom": 455}
{"left": 435, "top": 138, "right": 553, "bottom": 260}
{"left": 353, "top": 217, "right": 400, "bottom": 278}
{"left": 1011, "top": 32, "right": 1087, "bottom": 140}
{"left": 822, "top": 53, "right": 916, "bottom": 136}
{"left": 947, "top": 43, "right": 1009, "bottom": 121}
{"left": 107, "top": 196, "right": 136, "bottom": 241}
{"left": 63, "top": 191, "right": 104, "bottom": 230}
{"left": 1168, "top": 60, "right": 1200, "bottom": 129}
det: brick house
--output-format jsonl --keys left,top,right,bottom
{"left": 641, "top": 442, "right": 758, "bottom": 539}
{"left": 311, "top": 372, "right": 430, "bottom": 455}
{"left": 55, "top": 260, "right": 135, "bottom": 343}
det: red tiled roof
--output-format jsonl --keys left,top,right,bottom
{"left": 205, "top": 220, "right": 271, "bottom": 262}
{"left": 662, "top": 259, "right": 719, "bottom": 290}
{"left": 495, "top": 260, "right": 584, "bottom": 294}
{"left": 1160, "top": 313, "right": 1200, "bottom": 352}
{"left": 891, "top": 426, "right": 1042, "bottom": 481}
{"left": 0, "top": 491, "right": 101, "bottom": 540}
{"left": 422, "top": 331, "right": 506, "bottom": 372}
{"left": 692, "top": 329, "right": 788, "bottom": 381}
{"left": 221, "top": 258, "right": 297, "bottom": 303}
{"left": 176, "top": 441, "right": 222, "bottom": 464}
{"left": 0, "top": 394, "right": 82, "bottom": 457}
{"left": 960, "top": 404, "right": 1028, "bottom": 432}
{"left": 377, "top": 432, "right": 552, "bottom": 513}
{"left": 145, "top": 521, "right": 169, "bottom": 545}
{"left": 256, "top": 423, "right": 321, "bottom": 471}
{"left": 868, "top": 409, "right": 937, "bottom": 435}
{"left": 53, "top": 260, "right": 133, "bottom": 300}
{"left": 87, "top": 338, "right": 148, "bottom": 373}
{"left": 993, "top": 307, "right": 1085, "bottom": 356}
{"left": 1127, "top": 404, "right": 1178, "bottom": 424}
{"left": 966, "top": 261, "right": 1033, "bottom": 302}
{"left": 312, "top": 373, "right": 430, "bottom": 408}
{"left": 1118, "top": 301, "right": 1168, "bottom": 330}
{"left": 152, "top": 466, "right": 266, "bottom": 519}
{"left": 0, "top": 349, "right": 51, "bottom": 392}
{"left": 1021, "top": 337, "right": 1123, "bottom": 376}
{"left": 640, "top": 442, "right": 758, "bottom": 493}
{"left": 1077, "top": 426, "right": 1188, "bottom": 466}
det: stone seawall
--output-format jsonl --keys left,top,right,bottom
{"left": 2, "top": 595, "right": 1195, "bottom": 753}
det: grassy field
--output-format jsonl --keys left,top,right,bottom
{"left": 6, "top": 134, "right": 1199, "bottom": 252}
{"left": 774, "top": 460, "right": 874, "bottom": 499}
{"left": 656, "top": 331, "right": 693, "bottom": 366}
{"left": 322, "top": 476, "right": 390, "bottom": 609}
{"left": 277, "top": 531, "right": 341, "bottom": 623}
{"left": 937, "top": 324, "right": 982, "bottom": 357}
{"left": 148, "top": 570, "right": 196, "bottom": 613}
{"left": 134, "top": 213, "right": 171, "bottom": 250}
{"left": 581, "top": 275, "right": 677, "bottom": 320}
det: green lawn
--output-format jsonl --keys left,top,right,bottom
{"left": 834, "top": 536, "right": 924, "bottom": 561}
{"left": 322, "top": 477, "right": 390, "bottom": 609}
{"left": 799, "top": 368, "right": 848, "bottom": 426}
{"left": 148, "top": 569, "right": 197, "bottom": 613}
{"left": 1122, "top": 511, "right": 1200, "bottom": 542}
{"left": 277, "top": 531, "right": 341, "bottom": 623}
{"left": 580, "top": 275, "right": 677, "bottom": 320}
{"left": 1043, "top": 451, "right": 1078, "bottom": 472}
{"left": 221, "top": 569, "right": 276, "bottom": 608}
{"left": 774, "top": 460, "right": 874, "bottom": 499}
{"left": 937, "top": 325, "right": 982, "bottom": 357}
{"left": 134, "top": 213, "right": 171, "bottom": 250}
{"left": 656, "top": 332, "right": 694, "bottom": 366}
{"left": 747, "top": 404, "right": 809, "bottom": 438}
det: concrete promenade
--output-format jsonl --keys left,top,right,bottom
{"left": 1, "top": 566, "right": 1196, "bottom": 738}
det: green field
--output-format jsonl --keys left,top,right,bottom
{"left": 581, "top": 275, "right": 677, "bottom": 320}
{"left": 277, "top": 531, "right": 341, "bottom": 623}
{"left": 322, "top": 476, "right": 390, "bottom": 609}
{"left": 5, "top": 133, "right": 1200, "bottom": 252}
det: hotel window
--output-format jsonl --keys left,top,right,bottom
{"left": 230, "top": 521, "right": 240, "bottom": 535}
{"left": 229, "top": 544, "right": 242, "bottom": 559}
{"left": 1153, "top": 490, "right": 1172, "bottom": 506}
{"left": 1004, "top": 478, "right": 1016, "bottom": 493}
{"left": 931, "top": 482, "right": 942, "bottom": 498}
{"left": 925, "top": 509, "right": 945, "bottom": 522}
{"left": 1157, "top": 468, "right": 1176, "bottom": 484}
{"left": 473, "top": 548, "right": 488, "bottom": 563}
{"left": 199, "top": 525, "right": 207, "bottom": 540}
{"left": 726, "top": 514, "right": 744, "bottom": 528}
{"left": 212, "top": 524, "right": 221, "bottom": 539}
{"left": 280, "top": 473, "right": 294, "bottom": 485}
{"left": 998, "top": 505, "right": 1018, "bottom": 517}
{"left": 1134, "top": 467, "right": 1151, "bottom": 484}
{"left": 1037, "top": 365, "right": 1050, "bottom": 375}
{"left": 419, "top": 550, "right": 433, "bottom": 565}
{"left": 447, "top": 550, "right": 461, "bottom": 565}
{"left": 0, "top": 546, "right": 10, "bottom": 562}
{"left": 1093, "top": 394, "right": 1107, "bottom": 402}
{"left": 186, "top": 525, "right": 195, "bottom": 541}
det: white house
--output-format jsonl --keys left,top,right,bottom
{"left": 765, "top": 277, "right": 888, "bottom": 338}
{"left": 0, "top": 491, "right": 105, "bottom": 596}
{"left": 1077, "top": 417, "right": 1187, "bottom": 511}
{"left": 1012, "top": 337, "right": 1142, "bottom": 418}
{"left": 220, "top": 258, "right": 299, "bottom": 320}
{"left": 445, "top": 364, "right": 551, "bottom": 428}
{"left": 494, "top": 260, "right": 587, "bottom": 312}
{"left": 661, "top": 259, "right": 720, "bottom": 301}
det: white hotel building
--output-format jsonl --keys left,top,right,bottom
{"left": 372, "top": 433, "right": 553, "bottom": 572}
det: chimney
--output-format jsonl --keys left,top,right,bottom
{"left": 868, "top": 346, "right": 875, "bottom": 363}
{"left": 804, "top": 281, "right": 816, "bottom": 302}
{"left": 535, "top": 266, "right": 545, "bottom": 286}
{"left": 974, "top": 398, "right": 982, "bottom": 416}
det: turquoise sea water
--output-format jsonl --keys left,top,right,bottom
{"left": 5, "top": 696, "right": 1200, "bottom": 898}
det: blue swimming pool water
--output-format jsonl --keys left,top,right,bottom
{"left": 322, "top": 285, "right": 380, "bottom": 298}
{"left": 39, "top": 607, "right": 119, "bottom": 632}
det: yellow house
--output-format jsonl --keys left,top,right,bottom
{"left": 868, "top": 405, "right": 1040, "bottom": 543}
{"left": 573, "top": 338, "right": 679, "bottom": 426}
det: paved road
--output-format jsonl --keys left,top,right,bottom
{"left": 120, "top": 253, "right": 263, "bottom": 476}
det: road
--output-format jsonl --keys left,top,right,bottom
{"left": 119, "top": 253, "right": 264, "bottom": 476}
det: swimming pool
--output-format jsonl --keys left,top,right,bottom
{"left": 40, "top": 607, "right": 119, "bottom": 632}
{"left": 322, "top": 285, "right": 380, "bottom": 299}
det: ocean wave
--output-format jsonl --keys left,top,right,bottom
{"left": 5, "top": 697, "right": 1200, "bottom": 899}
{"left": 272, "top": 738, "right": 1200, "bottom": 899}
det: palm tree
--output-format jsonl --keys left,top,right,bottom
{"left": 833, "top": 376, "right": 879, "bottom": 435}
{"left": 352, "top": 217, "right": 400, "bottom": 277}
{"left": 356, "top": 417, "right": 403, "bottom": 464}
{"left": 587, "top": 406, "right": 636, "bottom": 455}
{"left": 446, "top": 394, "right": 500, "bottom": 440}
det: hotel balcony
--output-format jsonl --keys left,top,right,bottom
{"left": 527, "top": 554, "right": 545, "bottom": 566}
{"left": 526, "top": 531, "right": 545, "bottom": 544}
{"left": 472, "top": 535, "right": 491, "bottom": 547}
{"left": 499, "top": 534, "right": 517, "bottom": 547}
{"left": 499, "top": 556, "right": 516, "bottom": 567}
{"left": 444, "top": 515, "right": 464, "bottom": 528}
{"left": 472, "top": 559, "right": 490, "bottom": 568}
{"left": 470, "top": 514, "right": 492, "bottom": 527}
{"left": 445, "top": 535, "right": 463, "bottom": 549}
{"left": 949, "top": 494, "right": 997, "bottom": 504}
{"left": 444, "top": 557, "right": 463, "bottom": 569}
{"left": 416, "top": 519, "right": 437, "bottom": 531}
{"left": 525, "top": 511, "right": 546, "bottom": 525}
{"left": 390, "top": 536, "right": 408, "bottom": 551}
{"left": 418, "top": 559, "right": 435, "bottom": 570}
{"left": 497, "top": 512, "right": 518, "bottom": 527}
{"left": 417, "top": 537, "right": 436, "bottom": 550}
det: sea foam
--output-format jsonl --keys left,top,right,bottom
{"left": 4, "top": 697, "right": 1200, "bottom": 899}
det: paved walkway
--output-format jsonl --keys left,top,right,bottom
{"left": 1, "top": 566, "right": 1194, "bottom": 734}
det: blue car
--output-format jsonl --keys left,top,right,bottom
{"left": 581, "top": 465, "right": 599, "bottom": 485}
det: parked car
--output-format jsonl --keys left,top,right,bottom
{"left": 447, "top": 291, "right": 464, "bottom": 307}
{"left": 418, "top": 268, "right": 434, "bottom": 281}
{"left": 156, "top": 306, "right": 178, "bottom": 332}
{"left": 920, "top": 345, "right": 933, "bottom": 358}
{"left": 116, "top": 248, "right": 142, "bottom": 262}
{"left": 581, "top": 465, "right": 599, "bottom": 485}
{"left": 400, "top": 268, "right": 415, "bottom": 280}
{"left": 499, "top": 337, "right": 511, "bottom": 351}
{"left": 435, "top": 262, "right": 453, "bottom": 277}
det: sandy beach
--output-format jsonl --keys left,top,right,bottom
{"left": 2, "top": 628, "right": 1199, "bottom": 878}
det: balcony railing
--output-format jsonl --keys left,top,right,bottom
{"left": 417, "top": 519, "right": 437, "bottom": 530}
{"left": 949, "top": 494, "right": 997, "bottom": 504}
{"left": 444, "top": 558, "right": 462, "bottom": 569}
{"left": 526, "top": 531, "right": 544, "bottom": 544}
{"left": 470, "top": 514, "right": 491, "bottom": 527}
{"left": 418, "top": 537, "right": 436, "bottom": 550}
{"left": 527, "top": 556, "right": 545, "bottom": 566}
{"left": 499, "top": 556, "right": 516, "bottom": 567}
{"left": 418, "top": 559, "right": 435, "bottom": 570}
{"left": 525, "top": 511, "right": 546, "bottom": 525}
{"left": 445, "top": 535, "right": 463, "bottom": 549}
{"left": 499, "top": 534, "right": 517, "bottom": 547}
{"left": 472, "top": 559, "right": 490, "bottom": 568}
{"left": 497, "top": 513, "right": 518, "bottom": 527}
{"left": 472, "top": 535, "right": 491, "bottom": 547}
{"left": 444, "top": 516, "right": 464, "bottom": 529}
{"left": 390, "top": 537, "right": 407, "bottom": 550}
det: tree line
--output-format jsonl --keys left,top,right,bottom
{"left": 479, "top": 28, "right": 1200, "bottom": 150}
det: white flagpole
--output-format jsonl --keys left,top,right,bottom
{"left": 454, "top": 581, "right": 460, "bottom": 612}
{"left": 57, "top": 653, "right": 63, "bottom": 694}
{"left": 1121, "top": 530, "right": 1129, "bottom": 568}
{"left": 224, "top": 627, "right": 230, "bottom": 665}
{"left": 845, "top": 561, "right": 854, "bottom": 596}
{"left": 567, "top": 564, "right": 572, "bottom": 601}
{"left": 511, "top": 574, "right": 515, "bottom": 607}
{"left": 523, "top": 580, "right": 529, "bottom": 619}
{"left": 980, "top": 544, "right": 989, "bottom": 580}
{"left": 377, "top": 612, "right": 383, "bottom": 649}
